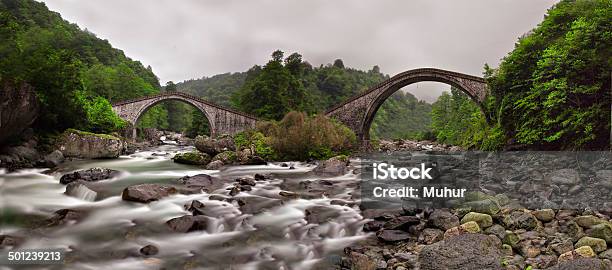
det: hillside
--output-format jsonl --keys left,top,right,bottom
{"left": 175, "top": 56, "right": 433, "bottom": 139}
{"left": 0, "top": 0, "right": 166, "bottom": 134}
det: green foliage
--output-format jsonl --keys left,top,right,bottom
{"left": 75, "top": 92, "right": 126, "bottom": 133}
{"left": 370, "top": 91, "right": 432, "bottom": 140}
{"left": 256, "top": 111, "right": 356, "bottom": 160}
{"left": 486, "top": 0, "right": 611, "bottom": 149}
{"left": 234, "top": 130, "right": 276, "bottom": 160}
{"left": 430, "top": 88, "right": 501, "bottom": 149}
{"left": 0, "top": 0, "right": 164, "bottom": 134}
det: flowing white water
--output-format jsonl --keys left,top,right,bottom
{"left": 0, "top": 145, "right": 368, "bottom": 270}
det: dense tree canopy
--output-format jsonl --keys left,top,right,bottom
{"left": 0, "top": 0, "right": 164, "bottom": 134}
{"left": 486, "top": 0, "right": 611, "bottom": 149}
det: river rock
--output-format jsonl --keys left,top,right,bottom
{"left": 428, "top": 209, "right": 460, "bottom": 230}
{"left": 139, "top": 245, "right": 158, "bottom": 256}
{"left": 59, "top": 129, "right": 125, "bottom": 159}
{"left": 60, "top": 167, "right": 120, "bottom": 184}
{"left": 586, "top": 223, "right": 612, "bottom": 244}
{"left": 176, "top": 174, "right": 225, "bottom": 193}
{"left": 533, "top": 209, "right": 556, "bottom": 222}
{"left": 0, "top": 80, "right": 39, "bottom": 145}
{"left": 166, "top": 215, "right": 210, "bottom": 233}
{"left": 502, "top": 210, "right": 539, "bottom": 230}
{"left": 236, "top": 148, "right": 266, "bottom": 165}
{"left": 313, "top": 156, "right": 349, "bottom": 176}
{"left": 64, "top": 181, "right": 97, "bottom": 201}
{"left": 206, "top": 160, "right": 224, "bottom": 170}
{"left": 194, "top": 135, "right": 235, "bottom": 155}
{"left": 550, "top": 258, "right": 612, "bottom": 270}
{"left": 461, "top": 212, "right": 493, "bottom": 228}
{"left": 550, "top": 169, "right": 581, "bottom": 185}
{"left": 0, "top": 235, "right": 24, "bottom": 249}
{"left": 376, "top": 230, "right": 411, "bottom": 242}
{"left": 574, "top": 215, "right": 605, "bottom": 228}
{"left": 418, "top": 233, "right": 502, "bottom": 270}
{"left": 212, "top": 151, "right": 237, "bottom": 164}
{"left": 575, "top": 236, "right": 607, "bottom": 253}
{"left": 122, "top": 184, "right": 177, "bottom": 203}
{"left": 172, "top": 151, "right": 211, "bottom": 165}
{"left": 558, "top": 246, "right": 596, "bottom": 262}
{"left": 45, "top": 209, "right": 86, "bottom": 226}
{"left": 41, "top": 150, "right": 65, "bottom": 167}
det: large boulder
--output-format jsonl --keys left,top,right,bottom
{"left": 194, "top": 135, "right": 235, "bottom": 156}
{"left": 58, "top": 129, "right": 125, "bottom": 159}
{"left": 313, "top": 156, "right": 349, "bottom": 176}
{"left": 176, "top": 174, "right": 226, "bottom": 193}
{"left": 0, "top": 80, "right": 39, "bottom": 145}
{"left": 64, "top": 181, "right": 97, "bottom": 201}
{"left": 418, "top": 233, "right": 503, "bottom": 270}
{"left": 172, "top": 151, "right": 211, "bottom": 165}
{"left": 122, "top": 184, "right": 177, "bottom": 203}
{"left": 59, "top": 167, "right": 120, "bottom": 184}
{"left": 211, "top": 151, "right": 237, "bottom": 164}
{"left": 40, "top": 150, "right": 65, "bottom": 167}
{"left": 549, "top": 258, "right": 612, "bottom": 270}
{"left": 236, "top": 148, "right": 266, "bottom": 165}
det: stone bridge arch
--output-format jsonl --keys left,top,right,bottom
{"left": 325, "top": 68, "right": 489, "bottom": 144}
{"left": 112, "top": 92, "right": 257, "bottom": 138}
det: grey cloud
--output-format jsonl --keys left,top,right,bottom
{"left": 41, "top": 0, "right": 558, "bottom": 102}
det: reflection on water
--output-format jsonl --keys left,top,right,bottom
{"left": 0, "top": 145, "right": 367, "bottom": 270}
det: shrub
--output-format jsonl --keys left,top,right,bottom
{"left": 258, "top": 111, "right": 356, "bottom": 160}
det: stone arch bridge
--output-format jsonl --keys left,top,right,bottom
{"left": 325, "top": 68, "right": 488, "bottom": 144}
{"left": 112, "top": 91, "right": 257, "bottom": 138}
{"left": 112, "top": 68, "right": 488, "bottom": 145}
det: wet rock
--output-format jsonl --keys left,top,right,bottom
{"left": 236, "top": 196, "right": 282, "bottom": 214}
{"left": 533, "top": 209, "right": 555, "bottom": 222}
{"left": 58, "top": 129, "right": 125, "bottom": 159}
{"left": 575, "top": 236, "right": 607, "bottom": 253}
{"left": 254, "top": 173, "right": 268, "bottom": 180}
{"left": 550, "top": 258, "right": 612, "bottom": 270}
{"left": 363, "top": 220, "right": 385, "bottom": 232}
{"left": 122, "top": 184, "right": 177, "bottom": 203}
{"left": 461, "top": 212, "right": 493, "bottom": 228}
{"left": 428, "top": 209, "right": 460, "bottom": 230}
{"left": 313, "top": 155, "right": 349, "bottom": 176}
{"left": 229, "top": 185, "right": 240, "bottom": 196}
{"left": 586, "top": 223, "right": 612, "bottom": 244}
{"left": 40, "top": 150, "right": 65, "bottom": 167}
{"left": 383, "top": 216, "right": 421, "bottom": 231}
{"left": 172, "top": 151, "right": 211, "bottom": 165}
{"left": 418, "top": 233, "right": 502, "bottom": 270}
{"left": 278, "top": 191, "right": 298, "bottom": 199}
{"left": 305, "top": 205, "right": 341, "bottom": 224}
{"left": 376, "top": 230, "right": 411, "bottom": 242}
{"left": 502, "top": 210, "right": 539, "bottom": 230}
{"left": 46, "top": 209, "right": 85, "bottom": 226}
{"left": 64, "top": 181, "right": 97, "bottom": 201}
{"left": 166, "top": 215, "right": 210, "bottom": 233}
{"left": 236, "top": 177, "right": 256, "bottom": 186}
{"left": 205, "top": 160, "right": 224, "bottom": 170}
{"left": 177, "top": 174, "right": 225, "bottom": 193}
{"left": 0, "top": 235, "right": 24, "bottom": 248}
{"left": 236, "top": 148, "right": 266, "bottom": 165}
{"left": 60, "top": 167, "right": 120, "bottom": 184}
{"left": 139, "top": 245, "right": 158, "bottom": 256}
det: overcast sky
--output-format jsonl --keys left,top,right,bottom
{"left": 41, "top": 0, "right": 558, "bottom": 102}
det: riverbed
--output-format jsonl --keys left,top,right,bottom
{"left": 0, "top": 144, "right": 369, "bottom": 270}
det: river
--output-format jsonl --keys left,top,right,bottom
{"left": 0, "top": 144, "right": 369, "bottom": 270}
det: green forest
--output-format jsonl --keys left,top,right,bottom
{"left": 1, "top": 0, "right": 609, "bottom": 150}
